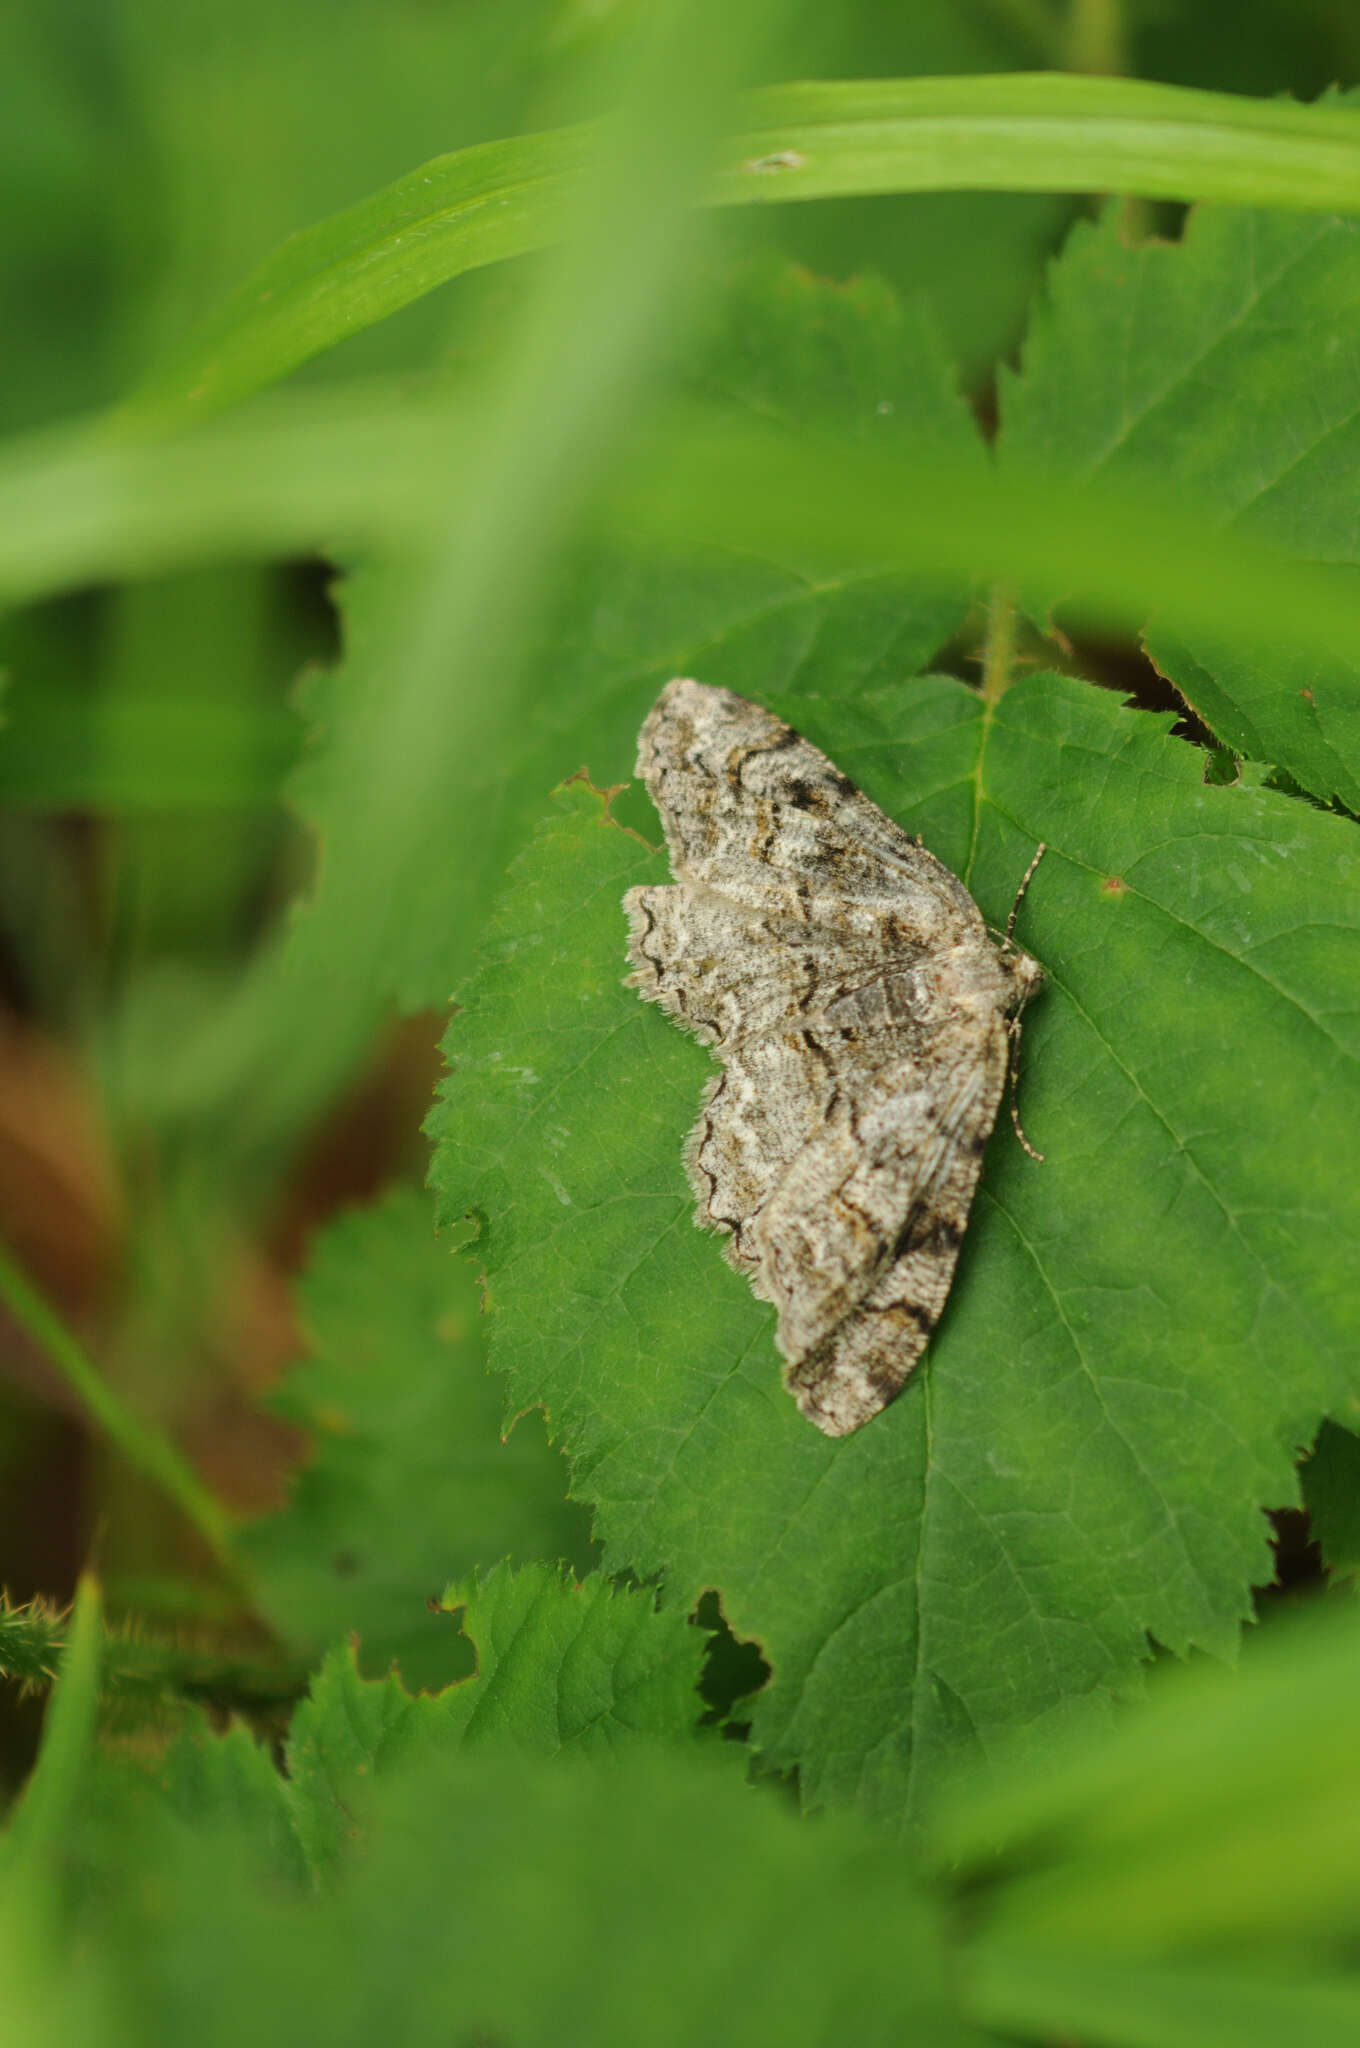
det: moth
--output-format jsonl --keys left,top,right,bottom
{"left": 623, "top": 678, "right": 1044, "bottom": 1438}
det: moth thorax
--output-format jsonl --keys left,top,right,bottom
{"left": 1001, "top": 948, "right": 1044, "bottom": 1011}
{"left": 941, "top": 939, "right": 1022, "bottom": 1016}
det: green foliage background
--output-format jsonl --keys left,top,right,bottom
{"left": 2, "top": 2, "right": 1360, "bottom": 2042}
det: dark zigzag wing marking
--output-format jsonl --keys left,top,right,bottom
{"left": 636, "top": 679, "right": 981, "bottom": 944}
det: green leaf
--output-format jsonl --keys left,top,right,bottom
{"left": 947, "top": 1604, "right": 1360, "bottom": 1953}
{"left": 1001, "top": 202, "right": 1360, "bottom": 807}
{"left": 616, "top": 397, "right": 1360, "bottom": 688}
{"left": 1302, "top": 1420, "right": 1360, "bottom": 1577}
{"left": 429, "top": 670, "right": 1360, "bottom": 1821}
{"left": 241, "top": 1186, "right": 591, "bottom": 1686}
{"left": 1145, "top": 629, "right": 1360, "bottom": 815}
{"left": 282, "top": 1647, "right": 435, "bottom": 1882}
{"left": 283, "top": 1561, "right": 706, "bottom": 1880}
{"left": 75, "top": 1709, "right": 308, "bottom": 1901}
{"left": 108, "top": 0, "right": 577, "bottom": 408}
{"left": 124, "top": 76, "right": 1360, "bottom": 432}
{"left": 57, "top": 1570, "right": 1360, "bottom": 2048}
{"left": 431, "top": 1559, "right": 708, "bottom": 1750}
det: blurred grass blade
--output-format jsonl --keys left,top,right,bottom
{"left": 119, "top": 74, "right": 1360, "bottom": 434}
{"left": 722, "top": 73, "right": 1360, "bottom": 212}
{"left": 118, "top": 127, "right": 593, "bottom": 433}
{"left": 965, "top": 1947, "right": 1360, "bottom": 2048}
{"left": 613, "top": 404, "right": 1360, "bottom": 659}
{"left": 938, "top": 1598, "right": 1360, "bottom": 2037}
{"left": 3, "top": 388, "right": 1358, "bottom": 667}
{"left": 0, "top": 1575, "right": 102, "bottom": 2041}
{"left": 0, "top": 1240, "right": 235, "bottom": 1568}
{"left": 0, "top": 1573, "right": 99, "bottom": 1876}
{"left": 936, "top": 1600, "right": 1360, "bottom": 1954}
{"left": 0, "top": 382, "right": 444, "bottom": 606}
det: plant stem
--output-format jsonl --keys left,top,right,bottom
{"left": 1066, "top": 0, "right": 1129, "bottom": 77}
{"left": 982, "top": 584, "right": 1018, "bottom": 707}
{"left": 0, "top": 1239, "right": 237, "bottom": 1574}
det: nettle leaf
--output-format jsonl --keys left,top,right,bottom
{"left": 283, "top": 1647, "right": 437, "bottom": 1882}
{"left": 1001, "top": 201, "right": 1360, "bottom": 807}
{"left": 71, "top": 1710, "right": 309, "bottom": 1913}
{"left": 241, "top": 1187, "right": 590, "bottom": 1688}
{"left": 429, "top": 670, "right": 1360, "bottom": 1821}
{"left": 285, "top": 1560, "right": 705, "bottom": 1879}
{"left": 431, "top": 1557, "right": 707, "bottom": 1748}
{"left": 299, "top": 265, "right": 981, "bottom": 1009}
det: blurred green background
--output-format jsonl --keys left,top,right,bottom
{"left": 1, "top": 0, "right": 1356, "bottom": 1788}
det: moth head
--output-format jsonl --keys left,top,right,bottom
{"left": 999, "top": 945, "right": 1044, "bottom": 1014}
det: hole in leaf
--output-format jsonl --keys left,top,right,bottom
{"left": 692, "top": 1587, "right": 770, "bottom": 1738}
{"left": 1254, "top": 1505, "right": 1326, "bottom": 1623}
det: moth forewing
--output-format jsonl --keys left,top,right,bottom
{"left": 625, "top": 678, "right": 1044, "bottom": 1437}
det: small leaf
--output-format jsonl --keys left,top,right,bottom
{"left": 432, "top": 1559, "right": 707, "bottom": 1751}
{"left": 284, "top": 1561, "right": 706, "bottom": 1880}
{"left": 73, "top": 1709, "right": 308, "bottom": 1903}
{"left": 283, "top": 1648, "right": 432, "bottom": 1881}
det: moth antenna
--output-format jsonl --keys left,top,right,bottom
{"left": 1007, "top": 1014, "right": 1044, "bottom": 1163}
{"left": 1005, "top": 841, "right": 1047, "bottom": 943}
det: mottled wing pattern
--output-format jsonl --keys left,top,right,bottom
{"left": 626, "top": 884, "right": 842, "bottom": 1265}
{"left": 624, "top": 881, "right": 977, "bottom": 1287}
{"left": 624, "top": 883, "right": 863, "bottom": 1049}
{"left": 775, "top": 1029, "right": 1009, "bottom": 1437}
{"left": 624, "top": 678, "right": 1042, "bottom": 1439}
{"left": 635, "top": 678, "right": 983, "bottom": 946}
